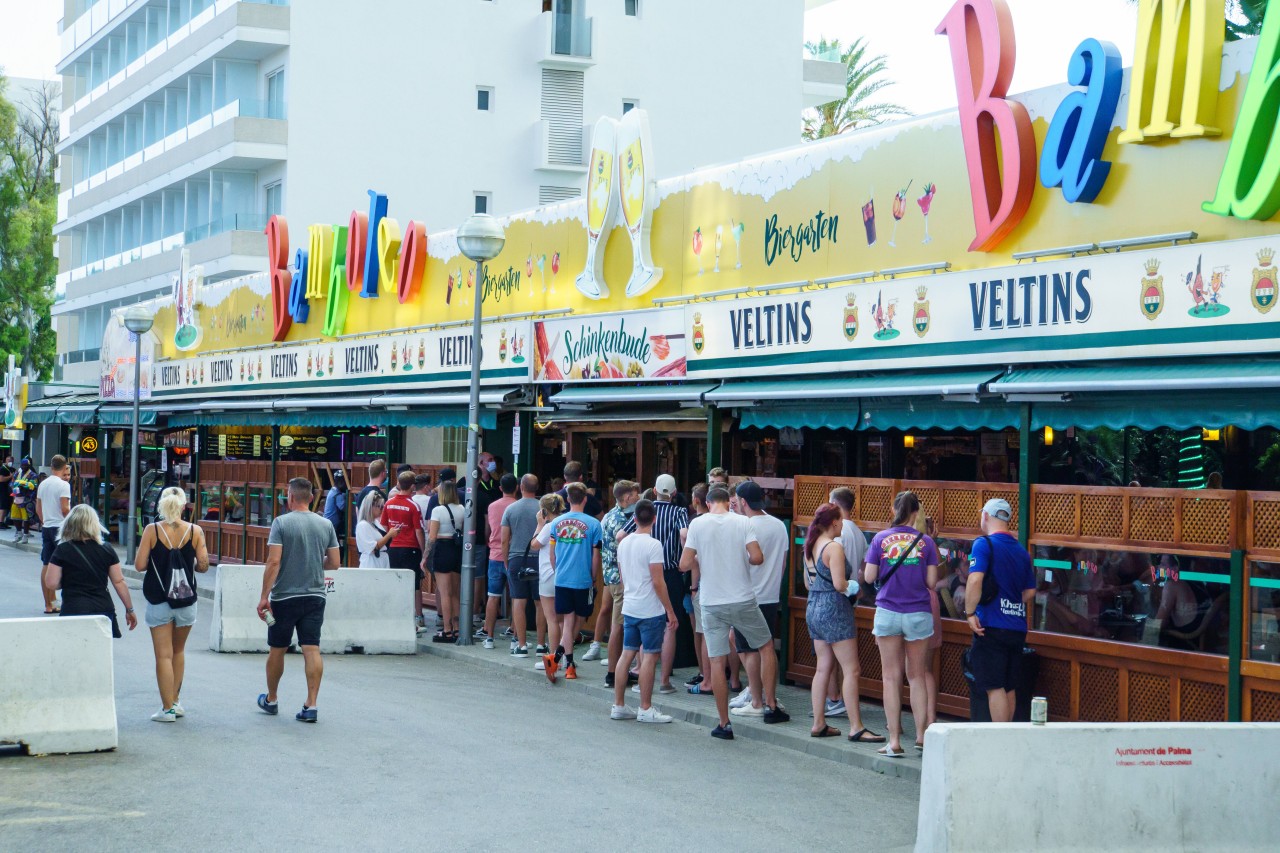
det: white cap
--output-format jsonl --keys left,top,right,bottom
{"left": 655, "top": 474, "right": 677, "bottom": 496}
{"left": 982, "top": 498, "right": 1012, "bottom": 522}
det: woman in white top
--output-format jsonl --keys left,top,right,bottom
{"left": 426, "top": 480, "right": 464, "bottom": 641}
{"left": 528, "top": 493, "right": 565, "bottom": 668}
{"left": 355, "top": 491, "right": 394, "bottom": 569}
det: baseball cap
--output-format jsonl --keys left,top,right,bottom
{"left": 982, "top": 498, "right": 1012, "bottom": 522}
{"left": 735, "top": 481, "right": 765, "bottom": 511}
{"left": 654, "top": 474, "right": 677, "bottom": 496}
{"left": 438, "top": 468, "right": 456, "bottom": 482}
{"left": 332, "top": 469, "right": 344, "bottom": 479}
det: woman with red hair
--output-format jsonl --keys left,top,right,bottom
{"left": 804, "top": 502, "right": 883, "bottom": 744}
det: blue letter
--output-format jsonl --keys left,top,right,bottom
{"left": 289, "top": 247, "right": 310, "bottom": 323}
{"left": 361, "top": 189, "right": 388, "bottom": 299}
{"left": 1041, "top": 38, "right": 1122, "bottom": 203}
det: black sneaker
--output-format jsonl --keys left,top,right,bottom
{"left": 711, "top": 723, "right": 734, "bottom": 740}
{"left": 604, "top": 672, "right": 615, "bottom": 688}
{"left": 764, "top": 706, "right": 791, "bottom": 725}
{"left": 627, "top": 671, "right": 639, "bottom": 685}
{"left": 685, "top": 674, "right": 704, "bottom": 687}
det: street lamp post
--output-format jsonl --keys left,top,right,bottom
{"left": 454, "top": 214, "right": 506, "bottom": 646}
{"left": 123, "top": 305, "right": 154, "bottom": 564}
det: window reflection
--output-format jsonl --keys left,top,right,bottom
{"left": 1250, "top": 561, "right": 1280, "bottom": 663}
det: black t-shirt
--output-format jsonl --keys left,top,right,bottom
{"left": 557, "top": 485, "right": 603, "bottom": 519}
{"left": 472, "top": 476, "right": 502, "bottom": 541}
{"left": 353, "top": 483, "right": 386, "bottom": 517}
{"left": 51, "top": 540, "right": 118, "bottom": 615}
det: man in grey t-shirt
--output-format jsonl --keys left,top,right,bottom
{"left": 500, "top": 473, "right": 542, "bottom": 655}
{"left": 257, "top": 477, "right": 340, "bottom": 723}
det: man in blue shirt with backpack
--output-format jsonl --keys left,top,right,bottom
{"left": 965, "top": 499, "right": 1036, "bottom": 723}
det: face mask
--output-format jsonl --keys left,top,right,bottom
{"left": 485, "top": 462, "right": 497, "bottom": 473}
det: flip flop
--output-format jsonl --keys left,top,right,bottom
{"left": 849, "top": 728, "right": 887, "bottom": 744}
{"left": 687, "top": 684, "right": 713, "bottom": 695}
{"left": 810, "top": 725, "right": 841, "bottom": 738}
{"left": 877, "top": 745, "right": 906, "bottom": 758}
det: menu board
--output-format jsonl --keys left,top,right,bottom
{"left": 216, "top": 433, "right": 263, "bottom": 458}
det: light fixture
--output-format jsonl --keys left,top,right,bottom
{"left": 903, "top": 434, "right": 915, "bottom": 448}
{"left": 1096, "top": 231, "right": 1197, "bottom": 253}
{"left": 752, "top": 279, "right": 810, "bottom": 294}
{"left": 1011, "top": 243, "right": 1098, "bottom": 262}
{"left": 123, "top": 304, "right": 154, "bottom": 334}
{"left": 880, "top": 261, "right": 952, "bottom": 279}
{"left": 696, "top": 286, "right": 752, "bottom": 300}
{"left": 813, "top": 270, "right": 878, "bottom": 286}
{"left": 1202, "top": 428, "right": 1221, "bottom": 441}
{"left": 1044, "top": 426, "right": 1055, "bottom": 446}
{"left": 652, "top": 294, "right": 698, "bottom": 306}
{"left": 456, "top": 213, "right": 507, "bottom": 262}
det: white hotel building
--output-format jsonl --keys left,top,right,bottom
{"left": 52, "top": 0, "right": 842, "bottom": 387}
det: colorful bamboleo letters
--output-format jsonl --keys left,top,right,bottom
{"left": 1041, "top": 38, "right": 1122, "bottom": 204}
{"left": 265, "top": 215, "right": 291, "bottom": 342}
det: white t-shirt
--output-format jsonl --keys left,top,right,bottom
{"left": 841, "top": 518, "right": 869, "bottom": 582}
{"left": 37, "top": 475, "right": 71, "bottom": 529}
{"left": 619, "top": 532, "right": 667, "bottom": 619}
{"left": 355, "top": 521, "right": 390, "bottom": 569}
{"left": 430, "top": 504, "right": 462, "bottom": 537}
{"left": 684, "top": 511, "right": 759, "bottom": 606}
{"left": 411, "top": 494, "right": 432, "bottom": 528}
{"left": 535, "top": 522, "right": 555, "bottom": 581}
{"left": 748, "top": 513, "right": 789, "bottom": 605}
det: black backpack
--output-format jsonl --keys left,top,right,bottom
{"left": 146, "top": 523, "right": 198, "bottom": 608}
{"left": 976, "top": 534, "right": 1001, "bottom": 606}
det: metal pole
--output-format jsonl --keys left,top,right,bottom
{"left": 126, "top": 332, "right": 142, "bottom": 563}
{"left": 457, "top": 258, "right": 484, "bottom": 646}
{"left": 1227, "top": 549, "right": 1244, "bottom": 722}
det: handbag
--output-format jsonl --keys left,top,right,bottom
{"left": 873, "top": 531, "right": 926, "bottom": 591}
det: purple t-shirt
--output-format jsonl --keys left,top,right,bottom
{"left": 866, "top": 526, "right": 939, "bottom": 614}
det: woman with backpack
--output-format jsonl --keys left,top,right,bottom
{"left": 864, "top": 491, "right": 939, "bottom": 758}
{"left": 425, "top": 479, "right": 464, "bottom": 642}
{"left": 44, "top": 504, "right": 137, "bottom": 638}
{"left": 135, "top": 487, "right": 209, "bottom": 723}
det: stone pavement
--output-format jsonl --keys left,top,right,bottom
{"left": 419, "top": 622, "right": 926, "bottom": 783}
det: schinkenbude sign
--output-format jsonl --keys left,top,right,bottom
{"left": 686, "top": 235, "right": 1280, "bottom": 377}
{"left": 532, "top": 308, "right": 686, "bottom": 382}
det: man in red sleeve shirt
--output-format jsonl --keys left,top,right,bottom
{"left": 380, "top": 470, "right": 427, "bottom": 622}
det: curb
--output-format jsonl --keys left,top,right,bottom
{"left": 417, "top": 639, "right": 921, "bottom": 783}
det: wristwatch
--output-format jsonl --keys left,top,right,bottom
{"left": 125, "top": 607, "right": 135, "bottom": 614}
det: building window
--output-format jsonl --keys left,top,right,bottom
{"left": 264, "top": 181, "right": 282, "bottom": 217}
{"left": 441, "top": 427, "right": 468, "bottom": 464}
{"left": 622, "top": 99, "right": 638, "bottom": 114}
{"left": 265, "top": 68, "right": 285, "bottom": 120}
{"left": 625, "top": 0, "right": 638, "bottom": 15}
{"left": 474, "top": 192, "right": 491, "bottom": 214}
{"left": 476, "top": 87, "right": 493, "bottom": 111}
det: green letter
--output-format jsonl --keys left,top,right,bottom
{"left": 323, "top": 225, "right": 350, "bottom": 337}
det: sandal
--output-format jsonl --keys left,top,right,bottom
{"left": 810, "top": 725, "right": 841, "bottom": 738}
{"left": 877, "top": 745, "right": 906, "bottom": 758}
{"left": 431, "top": 632, "right": 451, "bottom": 643}
{"left": 687, "top": 683, "right": 713, "bottom": 695}
{"left": 849, "top": 728, "right": 887, "bottom": 744}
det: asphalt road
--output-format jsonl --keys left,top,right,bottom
{"left": 0, "top": 549, "right": 920, "bottom": 852}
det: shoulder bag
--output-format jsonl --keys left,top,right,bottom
{"left": 873, "top": 531, "right": 926, "bottom": 591}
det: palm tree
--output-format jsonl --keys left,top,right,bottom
{"left": 1124, "top": 0, "right": 1266, "bottom": 41}
{"left": 802, "top": 37, "right": 910, "bottom": 141}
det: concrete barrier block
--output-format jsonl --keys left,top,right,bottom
{"left": 0, "top": 616, "right": 118, "bottom": 755}
{"left": 916, "top": 722, "right": 1280, "bottom": 853}
{"left": 210, "top": 565, "right": 416, "bottom": 654}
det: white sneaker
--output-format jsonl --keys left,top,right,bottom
{"left": 600, "top": 656, "right": 610, "bottom": 666}
{"left": 637, "top": 707, "right": 673, "bottom": 724}
{"left": 631, "top": 684, "right": 641, "bottom": 694}
{"left": 582, "top": 642, "right": 601, "bottom": 661}
{"left": 483, "top": 638, "right": 494, "bottom": 649}
{"left": 729, "top": 687, "right": 754, "bottom": 709}
{"left": 151, "top": 708, "right": 177, "bottom": 723}
{"left": 610, "top": 704, "right": 637, "bottom": 721}
{"left": 172, "top": 700, "right": 185, "bottom": 718}
{"left": 535, "top": 659, "right": 546, "bottom": 671}
{"left": 731, "top": 703, "right": 765, "bottom": 718}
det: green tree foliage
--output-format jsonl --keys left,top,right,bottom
{"left": 0, "top": 75, "right": 58, "bottom": 381}
{"left": 802, "top": 37, "right": 910, "bottom": 141}
{"left": 1125, "top": 0, "right": 1267, "bottom": 41}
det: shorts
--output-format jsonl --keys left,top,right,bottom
{"left": 606, "top": 583, "right": 623, "bottom": 627}
{"left": 389, "top": 547, "right": 423, "bottom": 587}
{"left": 872, "top": 607, "right": 934, "bottom": 642}
{"left": 623, "top": 614, "right": 665, "bottom": 653}
{"left": 701, "top": 600, "right": 773, "bottom": 659}
{"left": 554, "top": 585, "right": 594, "bottom": 618}
{"left": 735, "top": 602, "right": 780, "bottom": 653}
{"left": 968, "top": 626, "right": 1028, "bottom": 693}
{"left": 145, "top": 600, "right": 198, "bottom": 629}
{"left": 267, "top": 595, "right": 326, "bottom": 648}
{"left": 10, "top": 503, "right": 28, "bottom": 521}
{"left": 41, "top": 527, "right": 59, "bottom": 564}
{"left": 538, "top": 567, "right": 555, "bottom": 600}
{"left": 432, "top": 539, "right": 462, "bottom": 574}
{"left": 486, "top": 559, "right": 508, "bottom": 597}
{"left": 505, "top": 554, "right": 539, "bottom": 600}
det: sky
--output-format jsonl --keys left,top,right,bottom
{"left": 804, "top": 0, "right": 1139, "bottom": 116}
{"left": 0, "top": 0, "right": 1142, "bottom": 110}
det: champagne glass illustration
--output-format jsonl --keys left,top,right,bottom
{"left": 731, "top": 219, "right": 745, "bottom": 268}
{"left": 917, "top": 182, "right": 936, "bottom": 244}
{"left": 714, "top": 225, "right": 723, "bottom": 273}
{"left": 693, "top": 227, "right": 704, "bottom": 275}
{"left": 526, "top": 247, "right": 535, "bottom": 296}
{"left": 889, "top": 180, "right": 912, "bottom": 247}
{"left": 538, "top": 254, "right": 549, "bottom": 294}
{"left": 576, "top": 117, "right": 619, "bottom": 300}
{"left": 617, "top": 109, "right": 662, "bottom": 298}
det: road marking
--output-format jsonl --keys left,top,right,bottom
{"left": 0, "top": 797, "right": 144, "bottom": 825}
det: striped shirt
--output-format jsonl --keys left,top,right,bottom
{"left": 623, "top": 500, "right": 688, "bottom": 572}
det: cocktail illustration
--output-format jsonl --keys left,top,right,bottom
{"left": 862, "top": 198, "right": 876, "bottom": 246}
{"left": 576, "top": 117, "right": 619, "bottom": 300}
{"left": 731, "top": 219, "right": 745, "bottom": 268}
{"left": 551, "top": 251, "right": 560, "bottom": 275}
{"left": 693, "top": 227, "right": 704, "bottom": 274}
{"left": 526, "top": 247, "right": 535, "bottom": 296}
{"left": 889, "top": 180, "right": 912, "bottom": 247}
{"left": 917, "top": 182, "right": 937, "bottom": 244}
{"left": 714, "top": 225, "right": 724, "bottom": 273}
{"left": 538, "top": 254, "right": 549, "bottom": 294}
{"left": 617, "top": 108, "right": 663, "bottom": 297}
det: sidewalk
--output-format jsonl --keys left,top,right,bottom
{"left": 418, "top": 626, "right": 925, "bottom": 783}
{"left": 1, "top": 536, "right": 217, "bottom": 601}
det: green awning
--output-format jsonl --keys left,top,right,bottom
{"left": 24, "top": 394, "right": 99, "bottom": 424}
{"left": 707, "top": 369, "right": 1002, "bottom": 404}
{"left": 1030, "top": 391, "right": 1280, "bottom": 430}
{"left": 858, "top": 398, "right": 1022, "bottom": 431}
{"left": 990, "top": 360, "right": 1280, "bottom": 395}
{"left": 551, "top": 382, "right": 717, "bottom": 406}
{"left": 97, "top": 407, "right": 157, "bottom": 426}
{"left": 167, "top": 408, "right": 495, "bottom": 429}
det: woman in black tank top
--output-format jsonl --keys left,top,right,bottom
{"left": 135, "top": 487, "right": 209, "bottom": 723}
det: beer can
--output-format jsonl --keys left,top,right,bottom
{"left": 264, "top": 610, "right": 276, "bottom": 627}
{"left": 1031, "top": 696, "right": 1048, "bottom": 725}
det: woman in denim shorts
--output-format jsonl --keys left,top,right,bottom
{"left": 864, "top": 491, "right": 939, "bottom": 757}
{"left": 136, "top": 487, "right": 209, "bottom": 723}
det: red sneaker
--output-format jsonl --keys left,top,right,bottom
{"left": 544, "top": 654, "right": 558, "bottom": 683}
{"left": 565, "top": 665, "right": 578, "bottom": 680}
